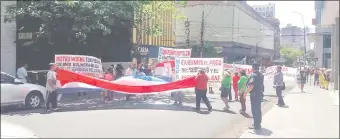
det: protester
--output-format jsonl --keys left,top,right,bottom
{"left": 172, "top": 69, "right": 184, "bottom": 106}
{"left": 273, "top": 66, "right": 286, "bottom": 107}
{"left": 103, "top": 67, "right": 115, "bottom": 101}
{"left": 220, "top": 71, "right": 232, "bottom": 110}
{"left": 232, "top": 72, "right": 241, "bottom": 101}
{"left": 17, "top": 63, "right": 29, "bottom": 83}
{"left": 245, "top": 62, "right": 264, "bottom": 130}
{"left": 238, "top": 70, "right": 248, "bottom": 114}
{"left": 195, "top": 69, "right": 212, "bottom": 112}
{"left": 125, "top": 63, "right": 136, "bottom": 101}
{"left": 45, "top": 63, "right": 59, "bottom": 112}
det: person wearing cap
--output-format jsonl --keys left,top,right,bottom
{"left": 245, "top": 62, "right": 264, "bottom": 130}
{"left": 220, "top": 71, "right": 232, "bottom": 110}
{"left": 195, "top": 69, "right": 212, "bottom": 112}
{"left": 273, "top": 66, "right": 286, "bottom": 107}
{"left": 45, "top": 63, "right": 59, "bottom": 112}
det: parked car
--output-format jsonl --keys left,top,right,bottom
{"left": 1, "top": 121, "right": 38, "bottom": 138}
{"left": 1, "top": 71, "right": 47, "bottom": 109}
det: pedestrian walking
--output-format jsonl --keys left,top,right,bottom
{"left": 16, "top": 63, "right": 29, "bottom": 83}
{"left": 297, "top": 68, "right": 307, "bottom": 93}
{"left": 195, "top": 69, "right": 212, "bottom": 112}
{"left": 232, "top": 72, "right": 241, "bottom": 101}
{"left": 45, "top": 63, "right": 59, "bottom": 112}
{"left": 245, "top": 62, "right": 264, "bottom": 130}
{"left": 220, "top": 71, "right": 232, "bottom": 110}
{"left": 238, "top": 70, "right": 248, "bottom": 114}
{"left": 314, "top": 69, "right": 319, "bottom": 86}
{"left": 273, "top": 66, "right": 286, "bottom": 107}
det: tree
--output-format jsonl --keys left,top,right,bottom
{"left": 4, "top": 1, "right": 186, "bottom": 46}
{"left": 280, "top": 47, "right": 304, "bottom": 66}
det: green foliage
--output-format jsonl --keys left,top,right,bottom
{"left": 280, "top": 47, "right": 304, "bottom": 66}
{"left": 5, "top": 1, "right": 186, "bottom": 44}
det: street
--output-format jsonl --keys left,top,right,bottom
{"left": 1, "top": 78, "right": 296, "bottom": 138}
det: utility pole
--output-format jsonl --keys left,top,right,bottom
{"left": 303, "top": 26, "right": 306, "bottom": 58}
{"left": 185, "top": 18, "right": 190, "bottom": 48}
{"left": 200, "top": 11, "right": 204, "bottom": 58}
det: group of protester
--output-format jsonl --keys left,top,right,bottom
{"left": 16, "top": 61, "right": 274, "bottom": 131}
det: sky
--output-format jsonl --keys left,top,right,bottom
{"left": 247, "top": 1, "right": 315, "bottom": 30}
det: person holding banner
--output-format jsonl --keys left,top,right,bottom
{"left": 238, "top": 70, "right": 248, "bottom": 114}
{"left": 220, "top": 71, "right": 232, "bottom": 110}
{"left": 195, "top": 69, "right": 212, "bottom": 112}
{"left": 45, "top": 63, "right": 59, "bottom": 112}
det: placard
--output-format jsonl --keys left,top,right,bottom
{"left": 224, "top": 63, "right": 252, "bottom": 75}
{"left": 55, "top": 54, "right": 103, "bottom": 78}
{"left": 175, "top": 58, "right": 223, "bottom": 87}
{"left": 158, "top": 47, "right": 191, "bottom": 62}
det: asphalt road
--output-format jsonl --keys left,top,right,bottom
{"left": 1, "top": 77, "right": 296, "bottom": 138}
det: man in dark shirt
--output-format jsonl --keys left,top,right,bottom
{"left": 195, "top": 69, "right": 212, "bottom": 112}
{"left": 245, "top": 62, "right": 264, "bottom": 130}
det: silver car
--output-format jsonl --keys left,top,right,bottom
{"left": 1, "top": 71, "right": 47, "bottom": 109}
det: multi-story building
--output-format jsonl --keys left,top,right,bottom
{"left": 281, "top": 24, "right": 310, "bottom": 51}
{"left": 132, "top": 1, "right": 176, "bottom": 64}
{"left": 308, "top": 1, "right": 339, "bottom": 90}
{"left": 309, "top": 1, "right": 339, "bottom": 69}
{"left": 251, "top": 3, "right": 276, "bottom": 18}
{"left": 266, "top": 18, "right": 281, "bottom": 60}
{"left": 176, "top": 1, "right": 275, "bottom": 65}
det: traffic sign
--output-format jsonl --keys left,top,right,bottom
{"left": 306, "top": 57, "right": 318, "bottom": 61}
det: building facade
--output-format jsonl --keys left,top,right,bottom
{"left": 1, "top": 1, "right": 17, "bottom": 75}
{"left": 309, "top": 1, "right": 339, "bottom": 90}
{"left": 176, "top": 1, "right": 275, "bottom": 64}
{"left": 281, "top": 24, "right": 310, "bottom": 51}
{"left": 251, "top": 3, "right": 275, "bottom": 18}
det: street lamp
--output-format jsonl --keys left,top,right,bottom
{"left": 292, "top": 12, "right": 307, "bottom": 58}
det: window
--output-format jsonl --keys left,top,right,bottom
{"left": 323, "top": 34, "right": 331, "bottom": 48}
{"left": 0, "top": 73, "right": 14, "bottom": 84}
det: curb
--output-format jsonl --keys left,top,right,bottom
{"left": 215, "top": 85, "right": 296, "bottom": 138}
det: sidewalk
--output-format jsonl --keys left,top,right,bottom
{"left": 239, "top": 85, "right": 339, "bottom": 138}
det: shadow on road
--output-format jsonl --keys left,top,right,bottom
{"left": 1, "top": 94, "right": 223, "bottom": 116}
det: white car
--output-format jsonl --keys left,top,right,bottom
{"left": 1, "top": 121, "right": 38, "bottom": 138}
{"left": 1, "top": 71, "right": 47, "bottom": 109}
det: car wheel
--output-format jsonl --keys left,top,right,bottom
{"left": 25, "top": 91, "right": 43, "bottom": 109}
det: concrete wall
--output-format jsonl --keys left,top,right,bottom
{"left": 1, "top": 1, "right": 17, "bottom": 76}
{"left": 176, "top": 1, "right": 274, "bottom": 50}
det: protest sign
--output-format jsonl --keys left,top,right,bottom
{"left": 158, "top": 47, "right": 191, "bottom": 62}
{"left": 224, "top": 63, "right": 252, "bottom": 75}
{"left": 55, "top": 54, "right": 103, "bottom": 77}
{"left": 175, "top": 58, "right": 223, "bottom": 87}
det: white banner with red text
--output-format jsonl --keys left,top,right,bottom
{"left": 55, "top": 54, "right": 103, "bottom": 78}
{"left": 223, "top": 63, "right": 253, "bottom": 75}
{"left": 158, "top": 47, "right": 191, "bottom": 62}
{"left": 175, "top": 58, "right": 224, "bottom": 87}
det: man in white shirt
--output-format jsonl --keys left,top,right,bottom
{"left": 45, "top": 63, "right": 59, "bottom": 111}
{"left": 17, "top": 63, "right": 29, "bottom": 83}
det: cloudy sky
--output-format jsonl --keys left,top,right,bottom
{"left": 247, "top": 1, "right": 315, "bottom": 29}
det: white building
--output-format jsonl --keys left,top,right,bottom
{"left": 281, "top": 24, "right": 310, "bottom": 51}
{"left": 1, "top": 1, "right": 17, "bottom": 76}
{"left": 308, "top": 1, "right": 339, "bottom": 90}
{"left": 176, "top": 1, "right": 275, "bottom": 63}
{"left": 251, "top": 3, "right": 276, "bottom": 18}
